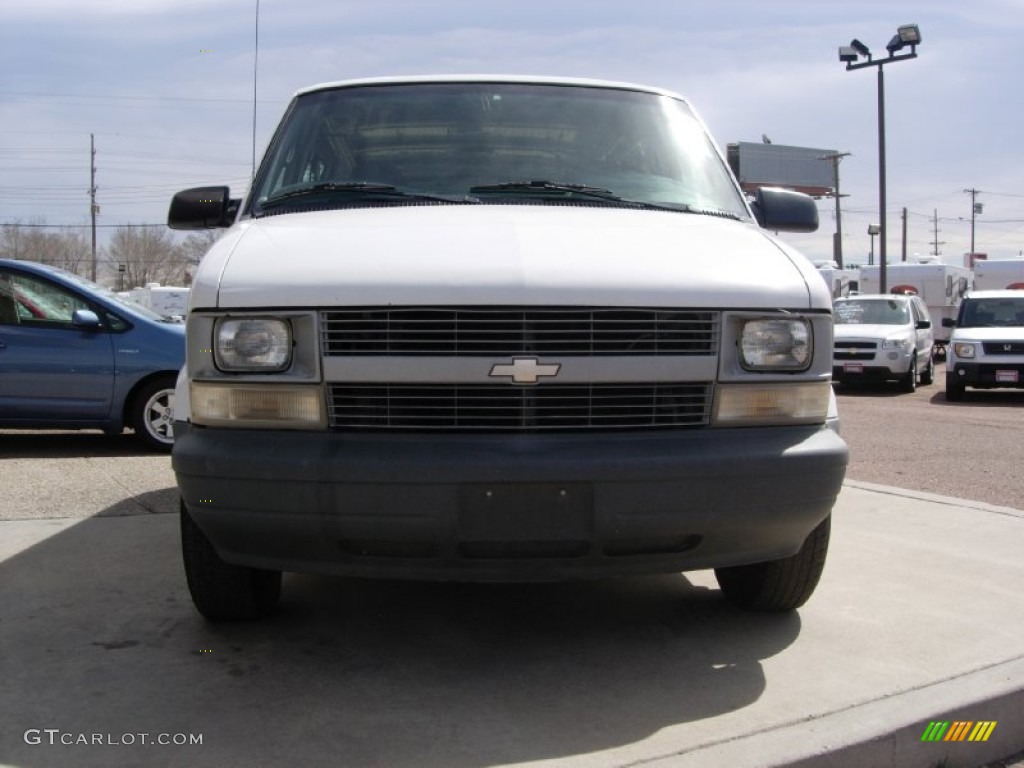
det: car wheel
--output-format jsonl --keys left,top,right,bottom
{"left": 920, "top": 354, "right": 934, "bottom": 386}
{"left": 945, "top": 373, "right": 965, "bottom": 402}
{"left": 899, "top": 357, "right": 917, "bottom": 393}
{"left": 130, "top": 376, "right": 176, "bottom": 452}
{"left": 714, "top": 515, "right": 830, "bottom": 612}
{"left": 180, "top": 499, "right": 282, "bottom": 621}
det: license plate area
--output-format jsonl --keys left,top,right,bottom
{"left": 458, "top": 483, "right": 592, "bottom": 543}
{"left": 843, "top": 362, "right": 864, "bottom": 373}
{"left": 996, "top": 370, "right": 1019, "bottom": 383}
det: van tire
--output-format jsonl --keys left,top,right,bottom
{"left": 180, "top": 499, "right": 282, "bottom": 621}
{"left": 714, "top": 515, "right": 830, "bottom": 612}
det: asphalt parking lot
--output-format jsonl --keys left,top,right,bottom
{"left": 1, "top": 379, "right": 1022, "bottom": 768}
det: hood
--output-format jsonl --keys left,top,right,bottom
{"left": 833, "top": 323, "right": 914, "bottom": 340}
{"left": 194, "top": 205, "right": 823, "bottom": 309}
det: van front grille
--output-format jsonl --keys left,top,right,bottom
{"left": 326, "top": 382, "right": 713, "bottom": 432}
{"left": 320, "top": 307, "right": 719, "bottom": 357}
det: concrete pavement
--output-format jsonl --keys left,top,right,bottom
{"left": 1, "top": 477, "right": 1022, "bottom": 768}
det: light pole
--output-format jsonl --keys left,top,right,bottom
{"left": 839, "top": 24, "right": 922, "bottom": 294}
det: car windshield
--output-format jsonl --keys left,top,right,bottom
{"left": 834, "top": 299, "right": 910, "bottom": 325}
{"left": 958, "top": 297, "right": 1024, "bottom": 327}
{"left": 249, "top": 82, "right": 750, "bottom": 219}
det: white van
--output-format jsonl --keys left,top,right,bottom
{"left": 167, "top": 76, "right": 848, "bottom": 620}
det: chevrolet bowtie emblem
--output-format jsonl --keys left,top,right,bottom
{"left": 489, "top": 358, "right": 561, "bottom": 385}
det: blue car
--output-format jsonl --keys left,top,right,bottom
{"left": 0, "top": 259, "right": 185, "bottom": 451}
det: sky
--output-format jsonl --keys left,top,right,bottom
{"left": 1, "top": 0, "right": 1023, "bottom": 267}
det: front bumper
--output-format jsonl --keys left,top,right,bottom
{"left": 833, "top": 351, "right": 912, "bottom": 381}
{"left": 948, "top": 361, "right": 1024, "bottom": 389}
{"left": 172, "top": 422, "right": 848, "bottom": 581}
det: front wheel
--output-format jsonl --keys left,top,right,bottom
{"left": 715, "top": 515, "right": 830, "bottom": 612}
{"left": 899, "top": 357, "right": 917, "bottom": 393}
{"left": 130, "top": 376, "right": 177, "bottom": 452}
{"left": 180, "top": 499, "right": 282, "bottom": 621}
{"left": 945, "top": 374, "right": 965, "bottom": 402}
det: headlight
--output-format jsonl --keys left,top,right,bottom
{"left": 881, "top": 336, "right": 913, "bottom": 350}
{"left": 953, "top": 342, "right": 976, "bottom": 359}
{"left": 739, "top": 319, "right": 812, "bottom": 371}
{"left": 214, "top": 317, "right": 292, "bottom": 372}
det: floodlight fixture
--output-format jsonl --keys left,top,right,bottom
{"left": 850, "top": 39, "right": 871, "bottom": 57}
{"left": 887, "top": 24, "right": 921, "bottom": 53}
{"left": 838, "top": 46, "right": 859, "bottom": 63}
{"left": 837, "top": 24, "right": 922, "bottom": 291}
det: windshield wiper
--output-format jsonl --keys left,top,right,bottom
{"left": 258, "top": 182, "right": 476, "bottom": 211}
{"left": 468, "top": 180, "right": 742, "bottom": 219}
{"left": 469, "top": 180, "right": 622, "bottom": 200}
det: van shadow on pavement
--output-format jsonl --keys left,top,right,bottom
{"left": 1, "top": 499, "right": 801, "bottom": 768}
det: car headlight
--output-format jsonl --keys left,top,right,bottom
{"left": 953, "top": 342, "right": 976, "bottom": 359}
{"left": 214, "top": 317, "right": 292, "bottom": 372}
{"left": 739, "top": 318, "right": 812, "bottom": 371}
{"left": 881, "top": 336, "right": 913, "bottom": 350}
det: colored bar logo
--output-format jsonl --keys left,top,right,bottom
{"left": 921, "top": 721, "right": 997, "bottom": 742}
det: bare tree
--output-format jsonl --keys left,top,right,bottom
{"left": 0, "top": 221, "right": 91, "bottom": 276}
{"left": 178, "top": 230, "right": 222, "bottom": 285}
{"left": 105, "top": 226, "right": 190, "bottom": 288}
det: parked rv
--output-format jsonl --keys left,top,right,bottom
{"left": 972, "top": 259, "right": 1024, "bottom": 291}
{"left": 813, "top": 261, "right": 858, "bottom": 299}
{"left": 858, "top": 257, "right": 970, "bottom": 356}
{"left": 128, "top": 283, "right": 190, "bottom": 321}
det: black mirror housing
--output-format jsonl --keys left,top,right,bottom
{"left": 750, "top": 187, "right": 819, "bottom": 233}
{"left": 168, "top": 187, "right": 239, "bottom": 230}
{"left": 942, "top": 317, "right": 956, "bottom": 328}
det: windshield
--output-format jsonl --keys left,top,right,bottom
{"left": 834, "top": 299, "right": 911, "bottom": 326}
{"left": 958, "top": 297, "right": 1024, "bottom": 327}
{"left": 249, "top": 82, "right": 750, "bottom": 218}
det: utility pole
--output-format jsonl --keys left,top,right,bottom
{"left": 901, "top": 206, "right": 907, "bottom": 262}
{"left": 819, "top": 152, "right": 851, "bottom": 268}
{"left": 964, "top": 188, "right": 981, "bottom": 254}
{"left": 930, "top": 209, "right": 945, "bottom": 257}
{"left": 820, "top": 152, "right": 851, "bottom": 268}
{"left": 89, "top": 133, "right": 98, "bottom": 281}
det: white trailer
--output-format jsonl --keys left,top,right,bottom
{"left": 972, "top": 259, "right": 1024, "bottom": 291}
{"left": 127, "top": 283, "right": 190, "bottom": 320}
{"left": 857, "top": 258, "right": 972, "bottom": 352}
{"left": 812, "top": 261, "right": 859, "bottom": 299}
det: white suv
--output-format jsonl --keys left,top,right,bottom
{"left": 832, "top": 294, "right": 935, "bottom": 392}
{"left": 943, "top": 290, "right": 1024, "bottom": 401}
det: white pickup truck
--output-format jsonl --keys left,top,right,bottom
{"left": 168, "top": 75, "right": 848, "bottom": 620}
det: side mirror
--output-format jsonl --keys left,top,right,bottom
{"left": 71, "top": 309, "right": 101, "bottom": 329}
{"left": 916, "top": 319, "right": 931, "bottom": 330}
{"left": 750, "top": 187, "right": 819, "bottom": 233}
{"left": 942, "top": 318, "right": 956, "bottom": 328}
{"left": 168, "top": 186, "right": 240, "bottom": 230}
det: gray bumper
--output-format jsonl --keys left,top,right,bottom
{"left": 172, "top": 422, "right": 848, "bottom": 581}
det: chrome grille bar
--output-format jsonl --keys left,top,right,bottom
{"left": 327, "top": 382, "right": 713, "bottom": 432}
{"left": 320, "top": 307, "right": 719, "bottom": 357}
